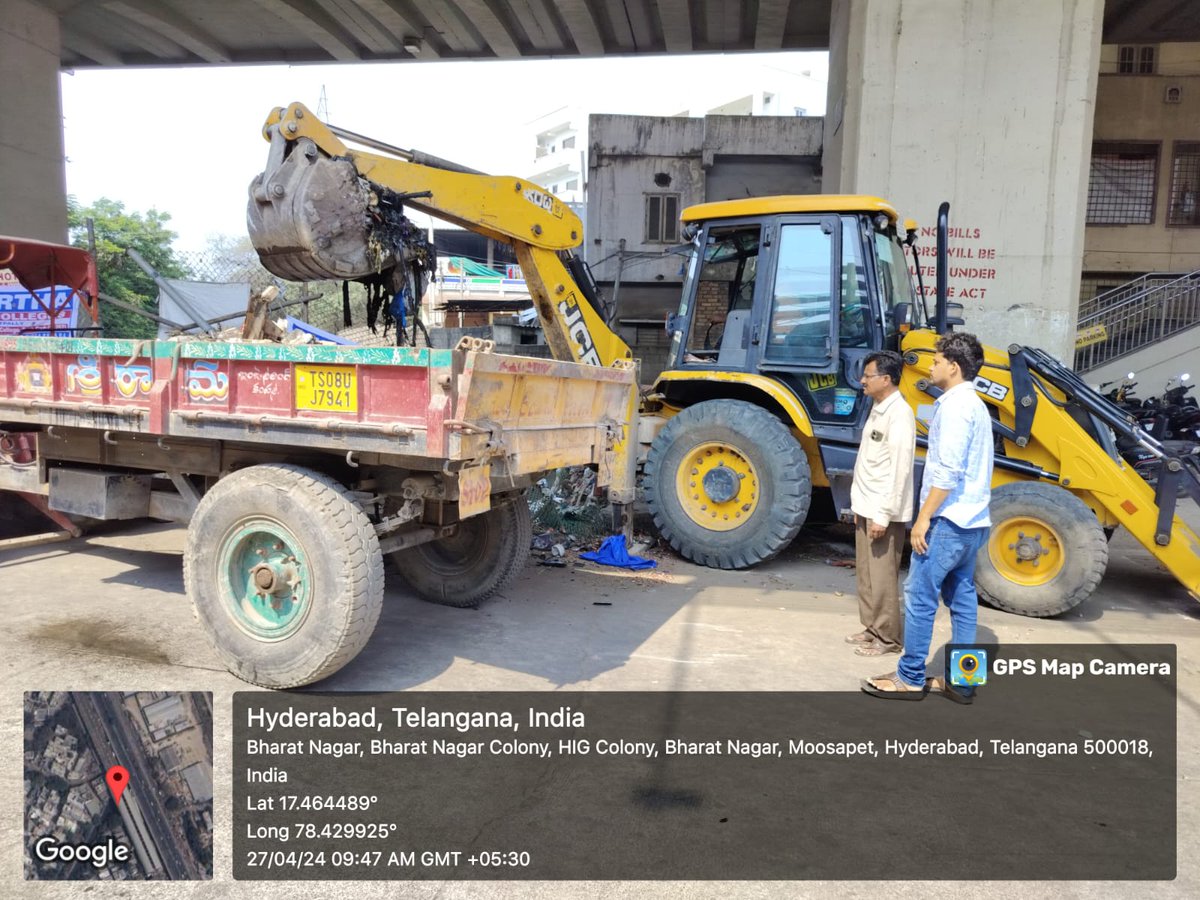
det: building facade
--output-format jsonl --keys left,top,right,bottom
{"left": 527, "top": 107, "right": 586, "bottom": 205}
{"left": 586, "top": 113, "right": 824, "bottom": 377}
{"left": 1083, "top": 41, "right": 1200, "bottom": 293}
{"left": 1079, "top": 41, "right": 1200, "bottom": 385}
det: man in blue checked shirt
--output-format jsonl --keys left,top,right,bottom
{"left": 862, "top": 332, "right": 994, "bottom": 702}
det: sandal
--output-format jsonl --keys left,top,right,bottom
{"left": 844, "top": 631, "right": 873, "bottom": 645}
{"left": 927, "top": 677, "right": 974, "bottom": 705}
{"left": 861, "top": 672, "right": 927, "bottom": 700}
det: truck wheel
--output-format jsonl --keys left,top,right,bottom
{"left": 183, "top": 464, "right": 384, "bottom": 688}
{"left": 644, "top": 399, "right": 811, "bottom": 569}
{"left": 975, "top": 482, "right": 1108, "bottom": 617}
{"left": 392, "top": 499, "right": 532, "bottom": 607}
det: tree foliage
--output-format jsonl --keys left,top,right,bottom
{"left": 67, "top": 197, "right": 191, "bottom": 339}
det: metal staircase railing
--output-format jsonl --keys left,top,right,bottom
{"left": 1074, "top": 270, "right": 1200, "bottom": 373}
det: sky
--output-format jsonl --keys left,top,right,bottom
{"left": 59, "top": 52, "right": 828, "bottom": 253}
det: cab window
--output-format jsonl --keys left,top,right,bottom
{"left": 764, "top": 223, "right": 834, "bottom": 361}
{"left": 682, "top": 225, "right": 760, "bottom": 360}
{"left": 873, "top": 229, "right": 916, "bottom": 318}
{"left": 840, "top": 218, "right": 870, "bottom": 348}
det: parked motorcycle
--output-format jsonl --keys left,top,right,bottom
{"left": 1139, "top": 373, "right": 1200, "bottom": 441}
{"left": 1110, "top": 373, "right": 1200, "bottom": 495}
{"left": 1099, "top": 372, "right": 1170, "bottom": 439}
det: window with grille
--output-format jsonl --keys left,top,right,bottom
{"left": 644, "top": 193, "right": 680, "bottom": 243}
{"left": 1118, "top": 45, "right": 1156, "bottom": 74}
{"left": 1086, "top": 143, "right": 1158, "bottom": 225}
{"left": 634, "top": 324, "right": 672, "bottom": 347}
{"left": 1168, "top": 143, "right": 1200, "bottom": 226}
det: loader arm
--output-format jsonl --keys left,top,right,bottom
{"left": 249, "top": 102, "right": 632, "bottom": 370}
{"left": 902, "top": 330, "right": 1200, "bottom": 602}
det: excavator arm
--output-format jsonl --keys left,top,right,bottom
{"left": 248, "top": 102, "right": 631, "bottom": 369}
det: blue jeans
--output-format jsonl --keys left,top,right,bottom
{"left": 897, "top": 517, "right": 990, "bottom": 688}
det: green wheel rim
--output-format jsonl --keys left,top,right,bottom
{"left": 217, "top": 517, "right": 312, "bottom": 640}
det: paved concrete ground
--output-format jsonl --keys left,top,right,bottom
{"left": 2, "top": 507, "right": 1197, "bottom": 899}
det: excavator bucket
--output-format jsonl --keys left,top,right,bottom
{"left": 247, "top": 142, "right": 398, "bottom": 283}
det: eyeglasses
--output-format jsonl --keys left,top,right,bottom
{"left": 860, "top": 373, "right": 890, "bottom": 382}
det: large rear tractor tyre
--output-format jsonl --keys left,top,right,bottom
{"left": 183, "top": 464, "right": 384, "bottom": 688}
{"left": 644, "top": 399, "right": 811, "bottom": 569}
{"left": 976, "top": 482, "right": 1108, "bottom": 617}
{"left": 391, "top": 499, "right": 532, "bottom": 607}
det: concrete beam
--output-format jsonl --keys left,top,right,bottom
{"left": 556, "top": 0, "right": 605, "bottom": 55}
{"left": 702, "top": 0, "right": 742, "bottom": 49}
{"left": 507, "top": 0, "right": 556, "bottom": 51}
{"left": 250, "top": 0, "right": 361, "bottom": 61}
{"left": 455, "top": 0, "right": 521, "bottom": 57}
{"left": 656, "top": 0, "right": 693, "bottom": 54}
{"left": 97, "top": 10, "right": 187, "bottom": 59}
{"left": 353, "top": 0, "right": 436, "bottom": 56}
{"left": 420, "top": 3, "right": 479, "bottom": 55}
{"left": 103, "top": 0, "right": 232, "bottom": 63}
{"left": 61, "top": 26, "right": 124, "bottom": 67}
{"left": 755, "top": 0, "right": 789, "bottom": 50}
{"left": 601, "top": 0, "right": 637, "bottom": 50}
{"left": 311, "top": 0, "right": 395, "bottom": 55}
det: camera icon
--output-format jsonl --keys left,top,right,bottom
{"left": 949, "top": 649, "right": 988, "bottom": 686}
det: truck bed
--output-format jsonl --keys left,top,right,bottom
{"left": 0, "top": 335, "right": 636, "bottom": 480}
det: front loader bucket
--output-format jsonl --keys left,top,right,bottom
{"left": 247, "top": 144, "right": 398, "bottom": 283}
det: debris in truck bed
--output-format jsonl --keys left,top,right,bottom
{"left": 241, "top": 286, "right": 281, "bottom": 340}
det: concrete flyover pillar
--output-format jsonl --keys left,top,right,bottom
{"left": 0, "top": 0, "right": 67, "bottom": 243}
{"left": 824, "top": 0, "right": 1104, "bottom": 362}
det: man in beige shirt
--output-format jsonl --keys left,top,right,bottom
{"left": 846, "top": 350, "right": 916, "bottom": 656}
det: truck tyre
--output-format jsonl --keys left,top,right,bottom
{"left": 976, "top": 482, "right": 1108, "bottom": 617}
{"left": 183, "top": 463, "right": 384, "bottom": 688}
{"left": 645, "top": 399, "right": 811, "bottom": 569}
{"left": 391, "top": 498, "right": 532, "bottom": 607}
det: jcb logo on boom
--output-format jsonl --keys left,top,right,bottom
{"left": 558, "top": 296, "right": 602, "bottom": 366}
{"left": 973, "top": 375, "right": 1009, "bottom": 401}
{"left": 523, "top": 188, "right": 562, "bottom": 217}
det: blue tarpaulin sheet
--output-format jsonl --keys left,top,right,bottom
{"left": 580, "top": 535, "right": 657, "bottom": 570}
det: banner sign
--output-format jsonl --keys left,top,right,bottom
{"left": 0, "top": 269, "right": 80, "bottom": 336}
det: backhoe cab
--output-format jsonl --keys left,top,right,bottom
{"left": 643, "top": 196, "right": 1200, "bottom": 617}
{"left": 644, "top": 196, "right": 919, "bottom": 570}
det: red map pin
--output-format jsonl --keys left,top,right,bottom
{"left": 106, "top": 766, "right": 129, "bottom": 806}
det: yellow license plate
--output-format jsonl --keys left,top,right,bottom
{"left": 295, "top": 365, "right": 358, "bottom": 412}
{"left": 458, "top": 464, "right": 492, "bottom": 520}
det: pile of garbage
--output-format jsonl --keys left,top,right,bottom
{"left": 527, "top": 467, "right": 609, "bottom": 542}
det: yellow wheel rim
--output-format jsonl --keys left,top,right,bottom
{"left": 675, "top": 441, "right": 759, "bottom": 532}
{"left": 987, "top": 516, "right": 1065, "bottom": 586}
